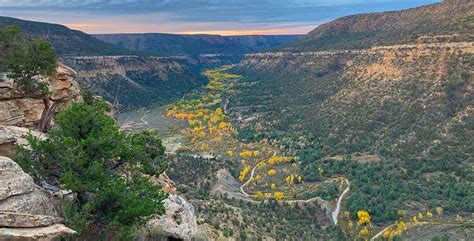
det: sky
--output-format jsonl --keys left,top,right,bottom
{"left": 0, "top": 0, "right": 440, "bottom": 35}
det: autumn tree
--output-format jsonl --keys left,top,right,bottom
{"left": 357, "top": 210, "right": 371, "bottom": 225}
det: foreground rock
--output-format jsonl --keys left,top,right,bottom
{"left": 0, "top": 224, "right": 75, "bottom": 241}
{"left": 0, "top": 212, "right": 62, "bottom": 228}
{"left": 139, "top": 195, "right": 198, "bottom": 240}
{"left": 0, "top": 156, "right": 74, "bottom": 240}
{"left": 0, "top": 125, "right": 46, "bottom": 158}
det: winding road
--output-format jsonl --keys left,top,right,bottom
{"left": 239, "top": 156, "right": 351, "bottom": 225}
{"left": 332, "top": 178, "right": 350, "bottom": 225}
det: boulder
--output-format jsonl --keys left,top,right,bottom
{"left": 0, "top": 224, "right": 75, "bottom": 241}
{"left": 0, "top": 212, "right": 62, "bottom": 228}
{"left": 0, "top": 156, "right": 73, "bottom": 240}
{"left": 0, "top": 156, "right": 59, "bottom": 216}
{"left": 0, "top": 156, "right": 35, "bottom": 201}
{"left": 141, "top": 195, "right": 198, "bottom": 240}
{"left": 0, "top": 125, "right": 45, "bottom": 158}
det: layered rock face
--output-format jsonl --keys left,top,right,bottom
{"left": 0, "top": 156, "right": 75, "bottom": 240}
{"left": 0, "top": 63, "right": 82, "bottom": 128}
{"left": 61, "top": 56, "right": 205, "bottom": 108}
{"left": 0, "top": 125, "right": 45, "bottom": 158}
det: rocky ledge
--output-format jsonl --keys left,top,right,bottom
{"left": 0, "top": 156, "right": 75, "bottom": 240}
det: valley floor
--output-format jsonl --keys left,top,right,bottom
{"left": 118, "top": 66, "right": 473, "bottom": 240}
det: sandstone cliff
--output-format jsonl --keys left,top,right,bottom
{"left": 61, "top": 56, "right": 205, "bottom": 108}
{"left": 0, "top": 63, "right": 82, "bottom": 129}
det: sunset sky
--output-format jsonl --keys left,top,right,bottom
{"left": 0, "top": 0, "right": 440, "bottom": 35}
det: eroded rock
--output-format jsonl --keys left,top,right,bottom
{"left": 0, "top": 125, "right": 45, "bottom": 158}
{"left": 0, "top": 156, "right": 72, "bottom": 240}
{"left": 0, "top": 224, "right": 75, "bottom": 241}
{"left": 0, "top": 212, "right": 62, "bottom": 228}
{"left": 142, "top": 195, "right": 198, "bottom": 240}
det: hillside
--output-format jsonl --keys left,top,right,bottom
{"left": 224, "top": 0, "right": 474, "bottom": 233}
{"left": 281, "top": 0, "right": 473, "bottom": 52}
{"left": 0, "top": 16, "right": 134, "bottom": 56}
{"left": 61, "top": 56, "right": 205, "bottom": 109}
{"left": 94, "top": 33, "right": 302, "bottom": 58}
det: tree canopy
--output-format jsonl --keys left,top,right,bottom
{"left": 15, "top": 101, "right": 169, "bottom": 239}
{"left": 0, "top": 25, "right": 56, "bottom": 95}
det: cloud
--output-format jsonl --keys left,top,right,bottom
{"left": 0, "top": 0, "right": 441, "bottom": 34}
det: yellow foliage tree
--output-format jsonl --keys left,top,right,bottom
{"left": 426, "top": 211, "right": 433, "bottom": 219}
{"left": 383, "top": 229, "right": 395, "bottom": 240}
{"left": 359, "top": 227, "right": 369, "bottom": 237}
{"left": 227, "top": 150, "right": 234, "bottom": 157}
{"left": 271, "top": 183, "right": 276, "bottom": 190}
{"left": 239, "top": 151, "right": 253, "bottom": 158}
{"left": 412, "top": 216, "right": 418, "bottom": 224}
{"left": 435, "top": 207, "right": 443, "bottom": 216}
{"left": 396, "top": 220, "right": 406, "bottom": 235}
{"left": 218, "top": 122, "right": 229, "bottom": 130}
{"left": 239, "top": 166, "right": 251, "bottom": 182}
{"left": 274, "top": 192, "right": 284, "bottom": 200}
{"left": 254, "top": 192, "right": 264, "bottom": 199}
{"left": 357, "top": 211, "right": 371, "bottom": 225}
{"left": 418, "top": 212, "right": 423, "bottom": 221}
{"left": 268, "top": 156, "right": 292, "bottom": 165}
{"left": 267, "top": 169, "right": 276, "bottom": 176}
{"left": 285, "top": 175, "right": 295, "bottom": 185}
{"left": 297, "top": 175, "right": 302, "bottom": 183}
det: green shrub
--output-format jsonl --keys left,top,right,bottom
{"left": 15, "top": 102, "right": 168, "bottom": 239}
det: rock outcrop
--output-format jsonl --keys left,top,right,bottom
{"left": 0, "top": 156, "right": 75, "bottom": 240}
{"left": 153, "top": 172, "right": 177, "bottom": 194}
{"left": 140, "top": 195, "right": 198, "bottom": 241}
{"left": 138, "top": 172, "right": 197, "bottom": 240}
{"left": 0, "top": 125, "right": 45, "bottom": 158}
{"left": 0, "top": 63, "right": 82, "bottom": 129}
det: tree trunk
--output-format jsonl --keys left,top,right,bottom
{"left": 37, "top": 98, "right": 59, "bottom": 132}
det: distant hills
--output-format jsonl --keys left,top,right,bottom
{"left": 94, "top": 33, "right": 302, "bottom": 58}
{"left": 0, "top": 16, "right": 134, "bottom": 56}
{"left": 0, "top": 16, "right": 303, "bottom": 108}
{"left": 281, "top": 0, "right": 473, "bottom": 52}
{"left": 0, "top": 16, "right": 302, "bottom": 58}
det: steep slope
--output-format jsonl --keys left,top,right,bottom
{"left": 61, "top": 56, "right": 205, "bottom": 109}
{"left": 94, "top": 33, "right": 302, "bottom": 58}
{"left": 227, "top": 0, "right": 473, "bottom": 228}
{"left": 233, "top": 0, "right": 473, "bottom": 161}
{"left": 0, "top": 16, "right": 134, "bottom": 56}
{"left": 281, "top": 0, "right": 473, "bottom": 52}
